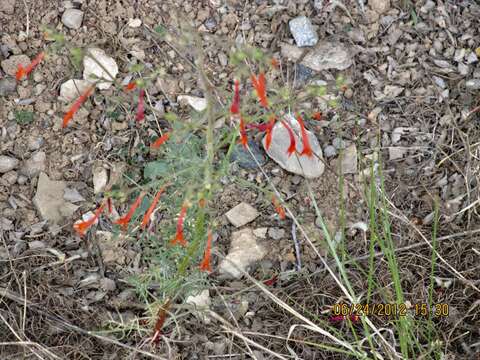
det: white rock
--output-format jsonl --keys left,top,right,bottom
{"left": 219, "top": 228, "right": 266, "bottom": 279}
{"left": 341, "top": 144, "right": 357, "bottom": 174}
{"left": 186, "top": 290, "right": 211, "bottom": 324}
{"left": 83, "top": 48, "right": 118, "bottom": 90}
{"left": 59, "top": 79, "right": 92, "bottom": 102}
{"left": 128, "top": 18, "right": 142, "bottom": 28}
{"left": 33, "top": 173, "right": 78, "bottom": 225}
{"left": 93, "top": 166, "right": 108, "bottom": 194}
{"left": 19, "top": 151, "right": 46, "bottom": 178}
{"left": 177, "top": 95, "right": 207, "bottom": 112}
{"left": 0, "top": 156, "right": 19, "bottom": 173}
{"left": 61, "top": 9, "right": 84, "bottom": 29}
{"left": 253, "top": 227, "right": 268, "bottom": 239}
{"left": 289, "top": 16, "right": 318, "bottom": 47}
{"left": 281, "top": 41, "right": 352, "bottom": 72}
{"left": 263, "top": 114, "right": 324, "bottom": 179}
{"left": 369, "top": 0, "right": 390, "bottom": 14}
{"left": 63, "top": 187, "right": 85, "bottom": 203}
{"left": 225, "top": 202, "right": 259, "bottom": 227}
{"left": 388, "top": 147, "right": 407, "bottom": 160}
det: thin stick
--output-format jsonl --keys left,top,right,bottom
{"left": 291, "top": 222, "right": 301, "bottom": 271}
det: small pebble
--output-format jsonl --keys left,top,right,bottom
{"left": 289, "top": 16, "right": 318, "bottom": 47}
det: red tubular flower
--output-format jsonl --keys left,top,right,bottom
{"left": 199, "top": 230, "right": 213, "bottom": 272}
{"left": 272, "top": 195, "right": 286, "bottom": 220}
{"left": 107, "top": 198, "right": 113, "bottom": 214}
{"left": 280, "top": 120, "right": 296, "bottom": 157}
{"left": 62, "top": 86, "right": 95, "bottom": 128}
{"left": 312, "top": 112, "right": 322, "bottom": 121}
{"left": 114, "top": 192, "right": 145, "bottom": 231}
{"left": 170, "top": 203, "right": 188, "bottom": 247}
{"left": 296, "top": 114, "right": 313, "bottom": 158}
{"left": 151, "top": 299, "right": 172, "bottom": 344}
{"left": 135, "top": 89, "right": 145, "bottom": 121}
{"left": 124, "top": 81, "right": 137, "bottom": 92}
{"left": 265, "top": 115, "right": 276, "bottom": 150}
{"left": 141, "top": 187, "right": 165, "bottom": 229}
{"left": 239, "top": 117, "right": 248, "bottom": 148}
{"left": 16, "top": 51, "right": 45, "bottom": 81}
{"left": 251, "top": 72, "right": 269, "bottom": 108}
{"left": 150, "top": 132, "right": 170, "bottom": 149}
{"left": 73, "top": 204, "right": 105, "bottom": 237}
{"left": 230, "top": 79, "right": 240, "bottom": 114}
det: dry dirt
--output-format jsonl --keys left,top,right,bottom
{"left": 1, "top": 0, "right": 480, "bottom": 359}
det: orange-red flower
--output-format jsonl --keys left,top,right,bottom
{"left": 239, "top": 116, "right": 248, "bottom": 148}
{"left": 272, "top": 195, "right": 286, "bottom": 220}
{"left": 114, "top": 192, "right": 145, "bottom": 231}
{"left": 251, "top": 72, "right": 269, "bottom": 108}
{"left": 16, "top": 51, "right": 45, "bottom": 81}
{"left": 199, "top": 230, "right": 213, "bottom": 272}
{"left": 136, "top": 89, "right": 145, "bottom": 121}
{"left": 124, "top": 81, "right": 137, "bottom": 92}
{"left": 170, "top": 203, "right": 188, "bottom": 247}
{"left": 280, "top": 120, "right": 296, "bottom": 157}
{"left": 62, "top": 86, "right": 95, "bottom": 128}
{"left": 150, "top": 132, "right": 170, "bottom": 149}
{"left": 141, "top": 187, "right": 165, "bottom": 229}
{"left": 296, "top": 114, "right": 313, "bottom": 158}
{"left": 265, "top": 115, "right": 276, "bottom": 150}
{"left": 312, "top": 112, "right": 322, "bottom": 121}
{"left": 73, "top": 204, "right": 105, "bottom": 237}
{"left": 230, "top": 79, "right": 240, "bottom": 115}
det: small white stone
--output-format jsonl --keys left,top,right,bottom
{"left": 59, "top": 79, "right": 92, "bottom": 102}
{"left": 61, "top": 9, "right": 84, "bottom": 29}
{"left": 341, "top": 144, "right": 357, "bottom": 174}
{"left": 93, "top": 166, "right": 108, "bottom": 194}
{"left": 389, "top": 147, "right": 407, "bottom": 160}
{"left": 177, "top": 95, "right": 208, "bottom": 112}
{"left": 83, "top": 48, "right": 118, "bottom": 90}
{"left": 0, "top": 156, "right": 19, "bottom": 173}
{"left": 289, "top": 16, "right": 318, "bottom": 47}
{"left": 225, "top": 203, "right": 259, "bottom": 227}
{"left": 253, "top": 228, "right": 268, "bottom": 239}
{"left": 186, "top": 290, "right": 211, "bottom": 324}
{"left": 219, "top": 228, "right": 266, "bottom": 279}
{"left": 128, "top": 18, "right": 142, "bottom": 28}
{"left": 369, "top": 0, "right": 391, "bottom": 14}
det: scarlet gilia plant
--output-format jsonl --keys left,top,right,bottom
{"left": 62, "top": 86, "right": 95, "bottom": 128}
{"left": 114, "top": 192, "right": 145, "bottom": 231}
{"left": 251, "top": 72, "right": 269, "bottom": 108}
{"left": 296, "top": 114, "right": 314, "bottom": 158}
{"left": 271, "top": 195, "right": 286, "bottom": 220}
{"left": 141, "top": 187, "right": 166, "bottom": 229}
{"left": 73, "top": 203, "right": 105, "bottom": 237}
{"left": 16, "top": 51, "right": 45, "bottom": 81}
{"left": 170, "top": 202, "right": 189, "bottom": 247}
{"left": 199, "top": 230, "right": 213, "bottom": 272}
{"left": 150, "top": 132, "right": 170, "bottom": 149}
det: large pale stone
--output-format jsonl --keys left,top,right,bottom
{"left": 83, "top": 48, "right": 118, "bottom": 90}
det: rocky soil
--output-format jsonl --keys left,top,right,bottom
{"left": 1, "top": 0, "right": 480, "bottom": 359}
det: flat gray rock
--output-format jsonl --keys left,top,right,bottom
{"left": 33, "top": 173, "right": 78, "bottom": 225}
{"left": 62, "top": 9, "right": 84, "bottom": 29}
{"left": 341, "top": 144, "right": 358, "bottom": 174}
{"left": 281, "top": 41, "right": 352, "bottom": 72}
{"left": 218, "top": 228, "right": 266, "bottom": 279}
{"left": 289, "top": 16, "right": 318, "bottom": 47}
{"left": 20, "top": 151, "right": 46, "bottom": 178}
{"left": 0, "top": 77, "right": 16, "bottom": 96}
{"left": 225, "top": 202, "right": 259, "bottom": 227}
{"left": 83, "top": 48, "right": 118, "bottom": 90}
{"left": 1, "top": 55, "right": 30, "bottom": 76}
{"left": 263, "top": 114, "right": 324, "bottom": 179}
{"left": 0, "top": 156, "right": 19, "bottom": 173}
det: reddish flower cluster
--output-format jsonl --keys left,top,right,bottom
{"left": 199, "top": 230, "right": 213, "bottom": 272}
{"left": 170, "top": 203, "right": 189, "bottom": 247}
{"left": 271, "top": 195, "right": 286, "bottom": 220}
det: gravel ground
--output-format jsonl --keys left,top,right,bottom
{"left": 1, "top": 0, "right": 480, "bottom": 359}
